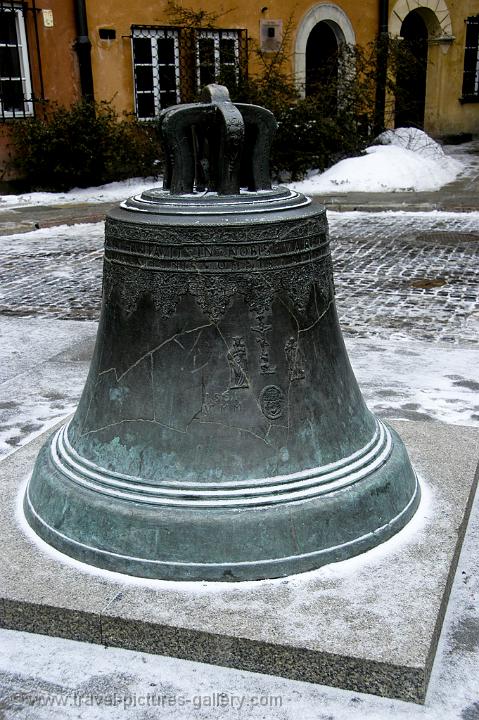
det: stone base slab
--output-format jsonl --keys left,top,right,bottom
{"left": 0, "top": 420, "right": 478, "bottom": 704}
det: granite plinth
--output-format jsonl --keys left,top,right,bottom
{"left": 0, "top": 419, "right": 478, "bottom": 703}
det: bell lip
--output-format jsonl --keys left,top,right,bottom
{"left": 119, "top": 186, "right": 313, "bottom": 217}
{"left": 23, "top": 471, "right": 421, "bottom": 582}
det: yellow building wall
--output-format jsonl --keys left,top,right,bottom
{"left": 0, "top": 0, "right": 81, "bottom": 181}
{"left": 389, "top": 0, "right": 479, "bottom": 136}
{"left": 2, "top": 0, "right": 469, "bottom": 139}
{"left": 427, "top": 0, "right": 479, "bottom": 136}
{"left": 85, "top": 0, "right": 380, "bottom": 117}
{"left": 28, "top": 0, "right": 80, "bottom": 108}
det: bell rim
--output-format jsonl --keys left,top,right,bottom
{"left": 23, "top": 469, "right": 421, "bottom": 581}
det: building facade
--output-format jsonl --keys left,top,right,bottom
{"left": 1, "top": 0, "right": 478, "bottom": 179}
{"left": 385, "top": 0, "right": 479, "bottom": 136}
{"left": 0, "top": 0, "right": 81, "bottom": 178}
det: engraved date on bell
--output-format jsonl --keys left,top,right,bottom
{"left": 260, "top": 385, "right": 285, "bottom": 420}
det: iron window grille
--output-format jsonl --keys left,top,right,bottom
{"left": 196, "top": 30, "right": 240, "bottom": 92}
{"left": 462, "top": 15, "right": 479, "bottom": 102}
{"left": 131, "top": 26, "right": 244, "bottom": 120}
{"left": 132, "top": 26, "right": 180, "bottom": 120}
{"left": 0, "top": 1, "right": 33, "bottom": 118}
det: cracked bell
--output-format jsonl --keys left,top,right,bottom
{"left": 24, "top": 85, "right": 420, "bottom": 581}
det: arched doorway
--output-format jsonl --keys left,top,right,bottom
{"left": 305, "top": 21, "right": 339, "bottom": 100}
{"left": 395, "top": 10, "right": 428, "bottom": 128}
{"left": 389, "top": 0, "right": 453, "bottom": 132}
{"left": 294, "top": 4, "right": 355, "bottom": 98}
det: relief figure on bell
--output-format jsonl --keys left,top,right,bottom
{"left": 228, "top": 337, "right": 249, "bottom": 389}
{"left": 285, "top": 337, "right": 306, "bottom": 382}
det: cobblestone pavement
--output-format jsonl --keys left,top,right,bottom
{"left": 0, "top": 222, "right": 105, "bottom": 321}
{"left": 331, "top": 211, "right": 479, "bottom": 344}
{"left": 0, "top": 211, "right": 478, "bottom": 344}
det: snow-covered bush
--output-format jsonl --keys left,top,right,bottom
{"left": 373, "top": 128, "right": 447, "bottom": 161}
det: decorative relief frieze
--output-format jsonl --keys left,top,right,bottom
{"left": 103, "top": 255, "right": 334, "bottom": 322}
{"left": 102, "top": 213, "right": 334, "bottom": 322}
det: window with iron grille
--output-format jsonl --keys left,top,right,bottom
{"left": 131, "top": 26, "right": 242, "bottom": 119}
{"left": 0, "top": 1, "right": 33, "bottom": 118}
{"left": 462, "top": 16, "right": 479, "bottom": 101}
{"left": 196, "top": 30, "right": 239, "bottom": 92}
{"left": 132, "top": 27, "right": 180, "bottom": 119}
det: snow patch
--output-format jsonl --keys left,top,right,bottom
{"left": 289, "top": 128, "right": 464, "bottom": 194}
{"left": 0, "top": 177, "right": 161, "bottom": 211}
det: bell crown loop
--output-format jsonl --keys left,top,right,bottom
{"left": 159, "top": 83, "right": 277, "bottom": 196}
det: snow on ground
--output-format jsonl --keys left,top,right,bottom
{"left": 0, "top": 177, "right": 161, "bottom": 211}
{"left": 0, "top": 317, "right": 96, "bottom": 458}
{"left": 347, "top": 336, "right": 479, "bottom": 427}
{"left": 289, "top": 128, "right": 464, "bottom": 195}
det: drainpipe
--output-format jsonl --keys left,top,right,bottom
{"left": 73, "top": 0, "right": 94, "bottom": 100}
{"left": 374, "top": 0, "right": 389, "bottom": 135}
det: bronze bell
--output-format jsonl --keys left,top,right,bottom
{"left": 24, "top": 85, "right": 420, "bottom": 581}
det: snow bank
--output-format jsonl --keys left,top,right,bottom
{"left": 289, "top": 128, "right": 464, "bottom": 194}
{"left": 0, "top": 176, "right": 161, "bottom": 211}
